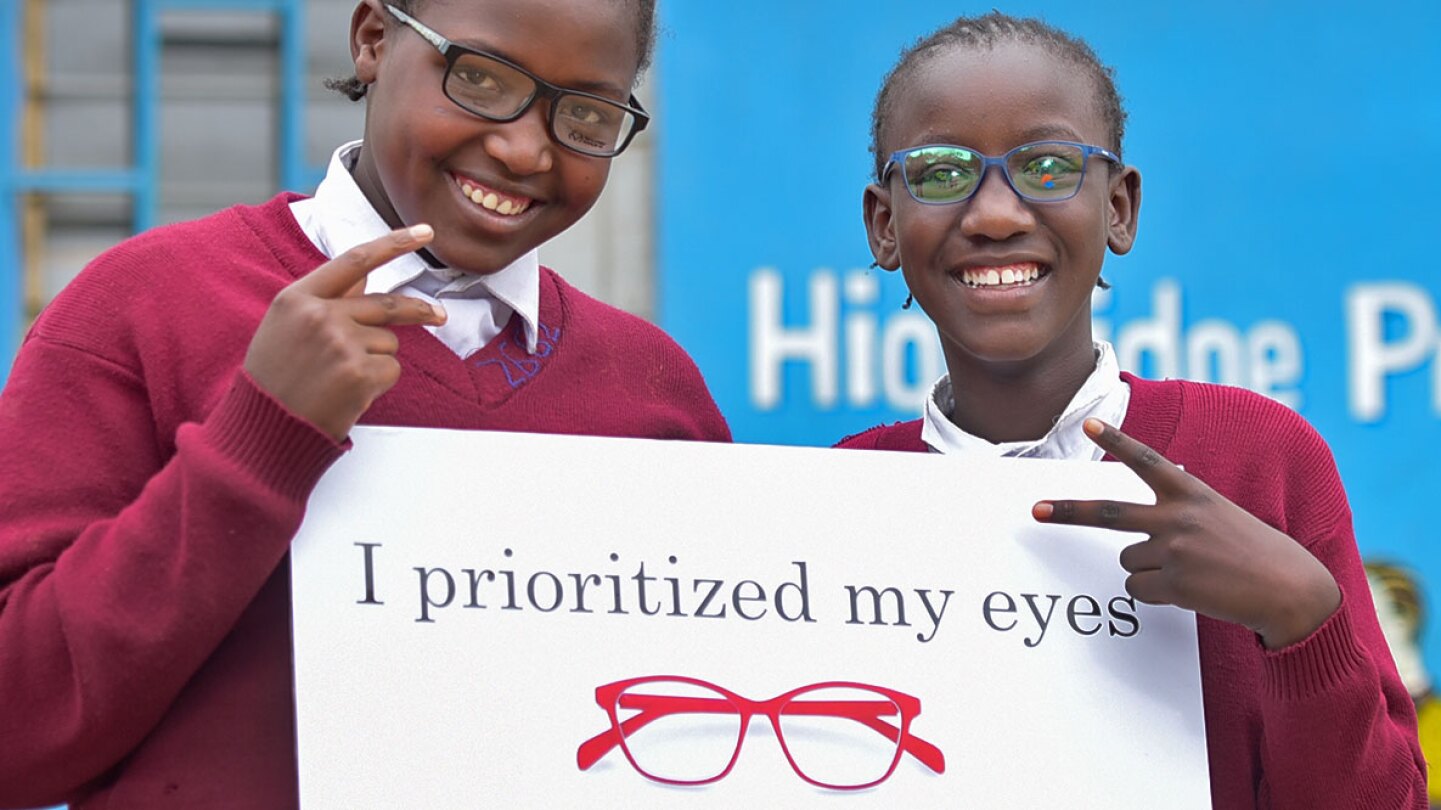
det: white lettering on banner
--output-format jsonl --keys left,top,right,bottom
{"left": 844, "top": 272, "right": 879, "bottom": 406}
{"left": 748, "top": 270, "right": 1440, "bottom": 421}
{"left": 1346, "top": 282, "right": 1441, "bottom": 422}
{"left": 749, "top": 268, "right": 941, "bottom": 411}
{"left": 1099, "top": 281, "right": 1305, "bottom": 408}
{"left": 750, "top": 268, "right": 837, "bottom": 409}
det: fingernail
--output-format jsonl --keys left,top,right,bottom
{"left": 408, "top": 223, "right": 434, "bottom": 240}
{"left": 1082, "top": 418, "right": 1104, "bottom": 437}
{"left": 429, "top": 303, "right": 447, "bottom": 322}
{"left": 1033, "top": 502, "right": 1053, "bottom": 520}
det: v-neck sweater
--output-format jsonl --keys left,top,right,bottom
{"left": 835, "top": 373, "right": 1426, "bottom": 809}
{"left": 0, "top": 193, "right": 729, "bottom": 809}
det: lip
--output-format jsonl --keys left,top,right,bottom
{"left": 448, "top": 171, "right": 544, "bottom": 226}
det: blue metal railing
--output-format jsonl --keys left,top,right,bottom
{"left": 1, "top": 0, "right": 320, "bottom": 387}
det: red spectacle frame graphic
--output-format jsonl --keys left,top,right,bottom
{"left": 576, "top": 676, "right": 945, "bottom": 790}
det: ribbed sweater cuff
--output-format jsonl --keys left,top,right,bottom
{"left": 1260, "top": 597, "right": 1367, "bottom": 702}
{"left": 199, "top": 372, "right": 348, "bottom": 501}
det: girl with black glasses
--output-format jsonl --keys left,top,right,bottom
{"left": 0, "top": 1, "right": 728, "bottom": 807}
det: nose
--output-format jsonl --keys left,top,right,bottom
{"left": 958, "top": 165, "right": 1036, "bottom": 241}
{"left": 481, "top": 101, "right": 556, "bottom": 176}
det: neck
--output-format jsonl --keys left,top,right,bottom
{"left": 350, "top": 146, "right": 404, "bottom": 233}
{"left": 943, "top": 339, "right": 1098, "bottom": 444}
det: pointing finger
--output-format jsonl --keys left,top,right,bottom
{"left": 1032, "top": 499, "right": 1161, "bottom": 534}
{"left": 292, "top": 224, "right": 435, "bottom": 300}
{"left": 1081, "top": 418, "right": 1189, "bottom": 496}
{"left": 340, "top": 293, "right": 448, "bottom": 328}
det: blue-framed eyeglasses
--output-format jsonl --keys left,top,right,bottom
{"left": 882, "top": 141, "right": 1121, "bottom": 204}
{"left": 384, "top": 4, "right": 649, "bottom": 158}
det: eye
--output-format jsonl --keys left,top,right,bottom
{"left": 918, "top": 164, "right": 971, "bottom": 184}
{"left": 559, "top": 100, "right": 612, "bottom": 126}
{"left": 451, "top": 66, "right": 502, "bottom": 93}
{"left": 908, "top": 162, "right": 978, "bottom": 198}
{"left": 1018, "top": 153, "right": 1083, "bottom": 188}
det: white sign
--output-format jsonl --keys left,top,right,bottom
{"left": 290, "top": 427, "right": 1208, "bottom": 808}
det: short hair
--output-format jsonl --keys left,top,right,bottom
{"left": 325, "top": 0, "right": 659, "bottom": 101}
{"left": 869, "top": 12, "right": 1128, "bottom": 180}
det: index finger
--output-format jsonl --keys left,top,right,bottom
{"left": 292, "top": 224, "right": 435, "bottom": 299}
{"left": 1082, "top": 418, "right": 1190, "bottom": 496}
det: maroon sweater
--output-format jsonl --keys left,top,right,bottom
{"left": 0, "top": 194, "right": 730, "bottom": 809}
{"left": 836, "top": 373, "right": 1426, "bottom": 809}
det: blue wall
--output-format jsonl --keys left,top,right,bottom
{"left": 657, "top": 1, "right": 1441, "bottom": 658}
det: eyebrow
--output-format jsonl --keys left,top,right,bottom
{"left": 920, "top": 124, "right": 1086, "bottom": 147}
{"left": 1015, "top": 124, "right": 1085, "bottom": 142}
{"left": 449, "top": 36, "right": 631, "bottom": 99}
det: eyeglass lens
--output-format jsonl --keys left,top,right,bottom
{"left": 614, "top": 680, "right": 742, "bottom": 783}
{"left": 901, "top": 142, "right": 1088, "bottom": 203}
{"left": 777, "top": 686, "right": 903, "bottom": 787}
{"left": 613, "top": 680, "right": 903, "bottom": 788}
{"left": 444, "top": 51, "right": 638, "bottom": 157}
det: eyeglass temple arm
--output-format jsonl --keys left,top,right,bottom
{"left": 576, "top": 694, "right": 944, "bottom": 774}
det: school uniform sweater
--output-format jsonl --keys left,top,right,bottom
{"left": 0, "top": 193, "right": 730, "bottom": 809}
{"left": 836, "top": 373, "right": 1427, "bottom": 809}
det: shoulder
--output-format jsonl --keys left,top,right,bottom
{"left": 28, "top": 194, "right": 308, "bottom": 358}
{"left": 1128, "top": 376, "right": 1344, "bottom": 541}
{"left": 1125, "top": 374, "right": 1324, "bottom": 453}
{"left": 40, "top": 194, "right": 305, "bottom": 306}
{"left": 1174, "top": 377, "right": 1325, "bottom": 453}
{"left": 833, "top": 419, "right": 927, "bottom": 451}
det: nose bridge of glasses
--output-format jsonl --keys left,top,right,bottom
{"left": 959, "top": 156, "right": 1040, "bottom": 227}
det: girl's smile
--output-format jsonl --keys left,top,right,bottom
{"left": 955, "top": 261, "right": 1047, "bottom": 290}
{"left": 452, "top": 173, "right": 535, "bottom": 218}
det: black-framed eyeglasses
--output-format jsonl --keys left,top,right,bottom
{"left": 882, "top": 141, "right": 1121, "bottom": 204}
{"left": 384, "top": 4, "right": 649, "bottom": 158}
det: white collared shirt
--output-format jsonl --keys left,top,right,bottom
{"left": 289, "top": 141, "right": 540, "bottom": 358}
{"left": 920, "top": 341, "right": 1132, "bottom": 460}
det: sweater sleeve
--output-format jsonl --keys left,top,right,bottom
{"left": 0, "top": 336, "right": 343, "bottom": 806}
{"left": 1252, "top": 513, "right": 1427, "bottom": 808}
{"left": 1244, "top": 422, "right": 1426, "bottom": 808}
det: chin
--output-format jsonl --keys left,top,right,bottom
{"left": 431, "top": 245, "right": 507, "bottom": 275}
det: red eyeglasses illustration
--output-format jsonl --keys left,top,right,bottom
{"left": 576, "top": 676, "right": 945, "bottom": 790}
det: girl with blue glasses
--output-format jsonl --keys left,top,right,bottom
{"left": 840, "top": 12, "right": 1425, "bottom": 807}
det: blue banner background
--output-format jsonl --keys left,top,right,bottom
{"left": 657, "top": 2, "right": 1441, "bottom": 663}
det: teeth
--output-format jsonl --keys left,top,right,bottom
{"left": 961, "top": 264, "right": 1045, "bottom": 288}
{"left": 456, "top": 176, "right": 532, "bottom": 217}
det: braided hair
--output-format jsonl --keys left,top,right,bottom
{"left": 869, "top": 12, "right": 1127, "bottom": 181}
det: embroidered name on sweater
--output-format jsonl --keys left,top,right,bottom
{"left": 474, "top": 321, "right": 562, "bottom": 388}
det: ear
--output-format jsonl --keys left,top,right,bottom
{"left": 863, "top": 182, "right": 902, "bottom": 271}
{"left": 351, "top": 0, "right": 389, "bottom": 85}
{"left": 1106, "top": 165, "right": 1142, "bottom": 256}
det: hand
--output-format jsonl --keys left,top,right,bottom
{"left": 243, "top": 225, "right": 447, "bottom": 442}
{"left": 1032, "top": 418, "right": 1341, "bottom": 649}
